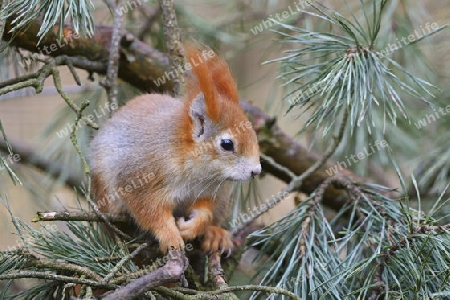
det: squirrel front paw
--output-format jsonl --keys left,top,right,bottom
{"left": 202, "top": 226, "right": 233, "bottom": 256}
{"left": 177, "top": 210, "right": 212, "bottom": 240}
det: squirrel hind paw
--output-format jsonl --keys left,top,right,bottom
{"left": 201, "top": 226, "right": 233, "bottom": 256}
{"left": 157, "top": 231, "right": 185, "bottom": 254}
{"left": 160, "top": 242, "right": 185, "bottom": 254}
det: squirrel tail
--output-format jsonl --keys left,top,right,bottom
{"left": 184, "top": 43, "right": 238, "bottom": 122}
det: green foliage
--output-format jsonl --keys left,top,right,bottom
{"left": 0, "top": 120, "right": 21, "bottom": 185}
{"left": 249, "top": 176, "right": 450, "bottom": 299}
{"left": 243, "top": 1, "right": 450, "bottom": 299}
{"left": 270, "top": 1, "right": 441, "bottom": 137}
{"left": 413, "top": 144, "right": 450, "bottom": 197}
{"left": 262, "top": 1, "right": 447, "bottom": 178}
{"left": 411, "top": 88, "right": 450, "bottom": 197}
{"left": 1, "top": 0, "right": 95, "bottom": 44}
{"left": 0, "top": 196, "right": 139, "bottom": 299}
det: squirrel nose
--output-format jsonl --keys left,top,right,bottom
{"left": 250, "top": 164, "right": 262, "bottom": 178}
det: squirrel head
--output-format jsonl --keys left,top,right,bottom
{"left": 180, "top": 44, "right": 261, "bottom": 181}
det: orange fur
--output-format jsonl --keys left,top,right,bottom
{"left": 184, "top": 43, "right": 239, "bottom": 119}
{"left": 185, "top": 44, "right": 220, "bottom": 121}
{"left": 91, "top": 173, "right": 111, "bottom": 213}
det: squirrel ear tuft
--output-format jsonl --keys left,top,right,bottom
{"left": 185, "top": 44, "right": 220, "bottom": 122}
{"left": 205, "top": 50, "right": 238, "bottom": 105}
{"left": 189, "top": 93, "right": 214, "bottom": 141}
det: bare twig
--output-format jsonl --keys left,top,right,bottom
{"left": 86, "top": 197, "right": 131, "bottom": 240}
{"left": 159, "top": 0, "right": 183, "bottom": 96}
{"left": 172, "top": 284, "right": 302, "bottom": 300}
{"left": 52, "top": 68, "right": 97, "bottom": 131}
{"left": 208, "top": 252, "right": 227, "bottom": 289}
{"left": 110, "top": 264, "right": 162, "bottom": 285}
{"left": 207, "top": 252, "right": 239, "bottom": 300}
{"left": 0, "top": 71, "right": 43, "bottom": 93}
{"left": 102, "top": 243, "right": 148, "bottom": 283}
{"left": 0, "top": 137, "right": 82, "bottom": 189}
{"left": 28, "top": 258, "right": 103, "bottom": 282}
{"left": 32, "top": 211, "right": 127, "bottom": 222}
{"left": 100, "top": 0, "right": 123, "bottom": 114}
{"left": 0, "top": 56, "right": 99, "bottom": 129}
{"left": 287, "top": 109, "right": 349, "bottom": 192}
{"left": 0, "top": 271, "right": 115, "bottom": 289}
{"left": 260, "top": 153, "right": 295, "bottom": 179}
{"left": 102, "top": 250, "right": 188, "bottom": 300}
{"left": 69, "top": 100, "right": 91, "bottom": 174}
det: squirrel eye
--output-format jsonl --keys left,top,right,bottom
{"left": 220, "top": 139, "right": 234, "bottom": 152}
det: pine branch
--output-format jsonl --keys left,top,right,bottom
{"left": 0, "top": 18, "right": 376, "bottom": 212}
{"left": 231, "top": 109, "right": 349, "bottom": 234}
{"left": 370, "top": 222, "right": 450, "bottom": 299}
{"left": 1, "top": 2, "right": 448, "bottom": 299}
{"left": 3, "top": 21, "right": 171, "bottom": 92}
{"left": 0, "top": 137, "right": 82, "bottom": 189}
{"left": 1, "top": 0, "right": 95, "bottom": 44}
{"left": 102, "top": 250, "right": 188, "bottom": 300}
{"left": 102, "top": 243, "right": 148, "bottom": 284}
{"left": 0, "top": 55, "right": 98, "bottom": 129}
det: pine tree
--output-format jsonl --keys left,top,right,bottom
{"left": 0, "top": 0, "right": 449, "bottom": 299}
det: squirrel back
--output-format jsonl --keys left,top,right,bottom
{"left": 90, "top": 44, "right": 261, "bottom": 253}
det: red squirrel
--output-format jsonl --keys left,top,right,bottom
{"left": 89, "top": 44, "right": 261, "bottom": 254}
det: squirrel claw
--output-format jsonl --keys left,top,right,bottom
{"left": 202, "top": 226, "right": 233, "bottom": 255}
{"left": 221, "top": 247, "right": 232, "bottom": 258}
